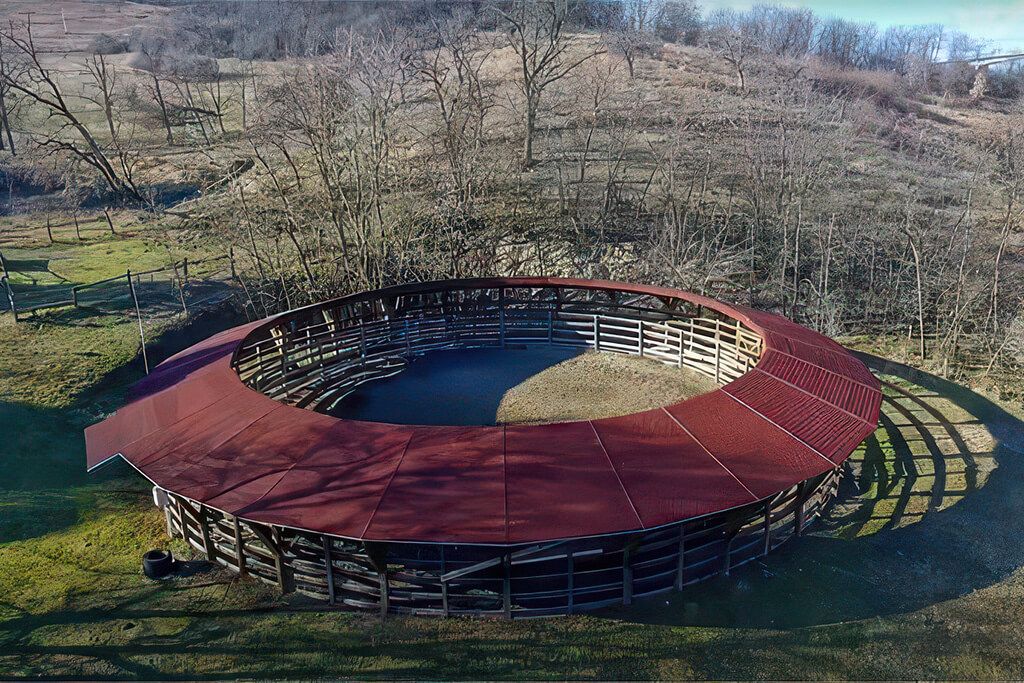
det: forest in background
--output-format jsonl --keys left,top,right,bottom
{"left": 1, "top": 0, "right": 1022, "bottom": 397}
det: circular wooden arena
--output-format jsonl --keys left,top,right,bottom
{"left": 86, "top": 278, "right": 881, "bottom": 618}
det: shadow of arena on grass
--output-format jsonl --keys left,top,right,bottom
{"left": 0, "top": 308, "right": 246, "bottom": 545}
{"left": 602, "top": 352, "right": 1024, "bottom": 629}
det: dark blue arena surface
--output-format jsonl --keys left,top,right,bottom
{"left": 319, "top": 346, "right": 582, "bottom": 426}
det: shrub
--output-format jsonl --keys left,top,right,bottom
{"left": 89, "top": 33, "right": 127, "bottom": 55}
{"left": 811, "top": 63, "right": 902, "bottom": 109}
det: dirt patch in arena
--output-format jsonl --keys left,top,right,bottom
{"left": 497, "top": 350, "right": 717, "bottom": 424}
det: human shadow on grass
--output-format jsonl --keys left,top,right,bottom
{"left": 601, "top": 353, "right": 1024, "bottom": 629}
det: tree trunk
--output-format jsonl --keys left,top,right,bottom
{"left": 152, "top": 75, "right": 173, "bottom": 144}
{"left": 523, "top": 104, "right": 536, "bottom": 169}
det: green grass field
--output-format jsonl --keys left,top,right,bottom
{"left": 3, "top": 236, "right": 1024, "bottom": 679}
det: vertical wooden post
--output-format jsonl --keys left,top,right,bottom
{"left": 1, "top": 253, "right": 16, "bottom": 322}
{"left": 232, "top": 516, "right": 247, "bottom": 576}
{"left": 795, "top": 481, "right": 807, "bottom": 537}
{"left": 440, "top": 546, "right": 450, "bottom": 616}
{"left": 127, "top": 270, "right": 149, "bottom": 374}
{"left": 164, "top": 505, "right": 174, "bottom": 538}
{"left": 4, "top": 276, "right": 17, "bottom": 321}
{"left": 323, "top": 536, "right": 336, "bottom": 605}
{"left": 173, "top": 262, "right": 188, "bottom": 314}
{"left": 175, "top": 497, "right": 193, "bottom": 548}
{"left": 622, "top": 542, "right": 634, "bottom": 605}
{"left": 499, "top": 298, "right": 506, "bottom": 347}
{"left": 713, "top": 318, "right": 722, "bottom": 384}
{"left": 677, "top": 325, "right": 683, "bottom": 367}
{"left": 104, "top": 207, "right": 115, "bottom": 235}
{"left": 199, "top": 506, "right": 216, "bottom": 561}
{"left": 229, "top": 246, "right": 237, "bottom": 279}
{"left": 637, "top": 319, "right": 644, "bottom": 356}
{"left": 547, "top": 309, "right": 554, "bottom": 343}
{"left": 566, "top": 552, "right": 575, "bottom": 614}
{"left": 502, "top": 553, "right": 512, "bottom": 619}
{"left": 45, "top": 215, "right": 53, "bottom": 244}
{"left": 675, "top": 525, "right": 686, "bottom": 591}
{"left": 378, "top": 572, "right": 389, "bottom": 620}
{"left": 594, "top": 316, "right": 601, "bottom": 352}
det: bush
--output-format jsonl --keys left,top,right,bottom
{"left": 988, "top": 66, "right": 1024, "bottom": 100}
{"left": 811, "top": 63, "right": 902, "bottom": 109}
{"left": 89, "top": 33, "right": 127, "bottom": 55}
{"left": 656, "top": 0, "right": 702, "bottom": 45}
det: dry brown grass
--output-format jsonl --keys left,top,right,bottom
{"left": 496, "top": 350, "right": 717, "bottom": 424}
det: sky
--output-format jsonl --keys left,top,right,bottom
{"left": 699, "top": 0, "right": 1024, "bottom": 53}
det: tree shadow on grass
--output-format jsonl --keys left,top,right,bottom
{"left": 601, "top": 353, "right": 1024, "bottom": 629}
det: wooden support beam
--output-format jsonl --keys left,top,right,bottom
{"left": 249, "top": 523, "right": 288, "bottom": 593}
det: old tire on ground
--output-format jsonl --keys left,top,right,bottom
{"left": 142, "top": 549, "right": 175, "bottom": 579}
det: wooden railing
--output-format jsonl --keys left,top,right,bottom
{"left": 160, "top": 467, "right": 841, "bottom": 618}
{"left": 233, "top": 284, "right": 764, "bottom": 411}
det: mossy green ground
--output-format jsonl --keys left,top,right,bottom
{"left": 3, "top": 239, "right": 1024, "bottom": 678}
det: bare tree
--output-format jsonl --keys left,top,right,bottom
{"left": 0, "top": 31, "right": 16, "bottom": 154}
{"left": 0, "top": 20, "right": 142, "bottom": 201}
{"left": 705, "top": 9, "right": 756, "bottom": 90}
{"left": 495, "top": 1, "right": 603, "bottom": 168}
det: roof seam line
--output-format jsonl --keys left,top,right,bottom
{"left": 360, "top": 431, "right": 415, "bottom": 538}
{"left": 723, "top": 393, "right": 840, "bottom": 466}
{"left": 770, "top": 347, "right": 881, "bottom": 393}
{"left": 104, "top": 389, "right": 264, "bottom": 470}
{"left": 587, "top": 421, "right": 645, "bottom": 528}
{"left": 749, "top": 368, "right": 878, "bottom": 428}
{"left": 659, "top": 408, "right": 758, "bottom": 500}
{"left": 133, "top": 402, "right": 284, "bottom": 475}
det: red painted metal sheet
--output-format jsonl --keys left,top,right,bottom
{"left": 591, "top": 409, "right": 758, "bottom": 527}
{"left": 723, "top": 369, "right": 874, "bottom": 464}
{"left": 504, "top": 421, "right": 640, "bottom": 542}
{"left": 757, "top": 350, "right": 880, "bottom": 421}
{"left": 117, "top": 389, "right": 280, "bottom": 470}
{"left": 665, "top": 391, "right": 835, "bottom": 499}
{"left": 361, "top": 426, "right": 507, "bottom": 543}
{"left": 85, "top": 361, "right": 246, "bottom": 469}
{"left": 232, "top": 420, "right": 414, "bottom": 538}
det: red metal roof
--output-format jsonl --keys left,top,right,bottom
{"left": 85, "top": 278, "right": 881, "bottom": 545}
